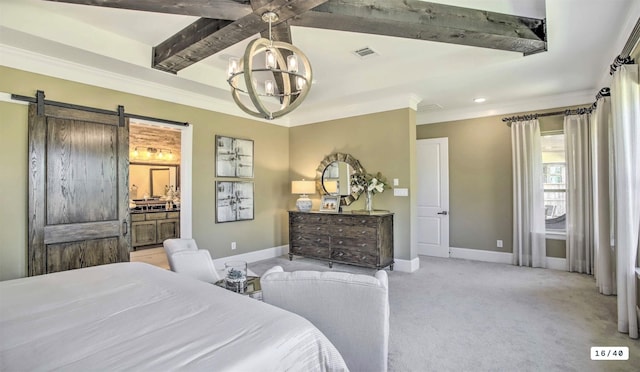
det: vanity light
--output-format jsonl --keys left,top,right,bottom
{"left": 291, "top": 180, "right": 315, "bottom": 212}
{"left": 157, "top": 150, "right": 164, "bottom": 159}
{"left": 132, "top": 147, "right": 139, "bottom": 158}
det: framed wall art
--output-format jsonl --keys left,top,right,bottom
{"left": 216, "top": 135, "right": 254, "bottom": 178}
{"left": 216, "top": 181, "right": 254, "bottom": 223}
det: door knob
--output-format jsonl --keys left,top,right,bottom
{"left": 437, "top": 211, "right": 448, "bottom": 215}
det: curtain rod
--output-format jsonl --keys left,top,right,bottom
{"left": 10, "top": 91, "right": 189, "bottom": 127}
{"left": 610, "top": 16, "right": 640, "bottom": 74}
{"left": 503, "top": 17, "right": 639, "bottom": 125}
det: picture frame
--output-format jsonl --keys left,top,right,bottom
{"left": 215, "top": 135, "right": 254, "bottom": 178}
{"left": 319, "top": 195, "right": 340, "bottom": 212}
{"left": 216, "top": 181, "right": 254, "bottom": 223}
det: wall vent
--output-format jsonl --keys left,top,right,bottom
{"left": 352, "top": 47, "right": 379, "bottom": 58}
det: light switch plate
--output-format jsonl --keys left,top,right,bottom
{"left": 393, "top": 178, "right": 399, "bottom": 186}
{"left": 393, "top": 188, "right": 409, "bottom": 196}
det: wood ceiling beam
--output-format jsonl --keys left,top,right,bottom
{"left": 152, "top": 0, "right": 326, "bottom": 73}
{"left": 47, "top": 0, "right": 548, "bottom": 71}
{"left": 45, "top": 0, "right": 253, "bottom": 20}
{"left": 291, "top": 0, "right": 547, "bottom": 55}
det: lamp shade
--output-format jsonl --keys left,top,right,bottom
{"left": 291, "top": 180, "right": 315, "bottom": 195}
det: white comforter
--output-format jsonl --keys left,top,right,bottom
{"left": 0, "top": 262, "right": 348, "bottom": 372}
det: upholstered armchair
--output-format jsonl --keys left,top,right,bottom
{"left": 260, "top": 266, "right": 390, "bottom": 372}
{"left": 163, "top": 238, "right": 256, "bottom": 284}
{"left": 163, "top": 239, "right": 220, "bottom": 284}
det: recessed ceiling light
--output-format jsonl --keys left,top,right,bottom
{"left": 473, "top": 97, "right": 486, "bottom": 103}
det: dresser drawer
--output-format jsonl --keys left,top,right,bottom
{"left": 290, "top": 213, "right": 329, "bottom": 225}
{"left": 332, "top": 215, "right": 379, "bottom": 228}
{"left": 291, "top": 234, "right": 329, "bottom": 247}
{"left": 290, "top": 243, "right": 330, "bottom": 258}
{"left": 331, "top": 226, "right": 377, "bottom": 239}
{"left": 331, "top": 236, "right": 377, "bottom": 252}
{"left": 293, "top": 224, "right": 330, "bottom": 235}
{"left": 331, "top": 247, "right": 378, "bottom": 266}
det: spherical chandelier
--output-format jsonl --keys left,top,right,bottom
{"left": 227, "top": 12, "right": 312, "bottom": 120}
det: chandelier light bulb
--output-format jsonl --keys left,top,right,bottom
{"left": 265, "top": 49, "right": 276, "bottom": 69}
{"left": 228, "top": 57, "right": 240, "bottom": 77}
{"left": 287, "top": 54, "right": 298, "bottom": 72}
{"left": 265, "top": 80, "right": 275, "bottom": 96}
{"left": 296, "top": 76, "right": 306, "bottom": 90}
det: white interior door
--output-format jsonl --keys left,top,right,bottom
{"left": 417, "top": 138, "right": 450, "bottom": 257}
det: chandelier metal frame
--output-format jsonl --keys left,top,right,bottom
{"left": 227, "top": 12, "right": 312, "bottom": 120}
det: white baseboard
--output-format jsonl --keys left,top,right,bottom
{"left": 545, "top": 257, "right": 567, "bottom": 271}
{"left": 449, "top": 247, "right": 513, "bottom": 264}
{"left": 212, "top": 245, "right": 289, "bottom": 269}
{"left": 394, "top": 257, "right": 420, "bottom": 273}
{"left": 418, "top": 245, "right": 450, "bottom": 258}
{"left": 448, "top": 247, "right": 568, "bottom": 271}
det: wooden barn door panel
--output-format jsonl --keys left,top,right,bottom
{"left": 28, "top": 103, "right": 130, "bottom": 276}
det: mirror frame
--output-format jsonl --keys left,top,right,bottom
{"left": 316, "top": 153, "right": 366, "bottom": 206}
{"left": 130, "top": 162, "right": 180, "bottom": 199}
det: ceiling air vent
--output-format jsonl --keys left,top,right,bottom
{"left": 419, "top": 103, "right": 444, "bottom": 111}
{"left": 352, "top": 47, "right": 379, "bottom": 58}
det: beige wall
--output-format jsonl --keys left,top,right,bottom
{"left": 289, "top": 109, "right": 417, "bottom": 261}
{"left": 0, "top": 66, "right": 289, "bottom": 280}
{"left": 417, "top": 106, "right": 578, "bottom": 256}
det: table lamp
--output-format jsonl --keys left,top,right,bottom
{"left": 291, "top": 180, "right": 315, "bottom": 212}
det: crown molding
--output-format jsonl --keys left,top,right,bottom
{"left": 417, "top": 89, "right": 594, "bottom": 125}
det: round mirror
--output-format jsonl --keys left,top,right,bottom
{"left": 316, "top": 153, "right": 366, "bottom": 206}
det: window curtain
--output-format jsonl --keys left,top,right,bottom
{"left": 591, "top": 97, "right": 616, "bottom": 295}
{"left": 564, "top": 114, "right": 593, "bottom": 274}
{"left": 511, "top": 119, "right": 546, "bottom": 267}
{"left": 611, "top": 64, "right": 640, "bottom": 339}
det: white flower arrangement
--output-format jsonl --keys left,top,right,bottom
{"left": 351, "top": 171, "right": 390, "bottom": 195}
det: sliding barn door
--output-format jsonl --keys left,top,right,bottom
{"left": 28, "top": 103, "right": 130, "bottom": 275}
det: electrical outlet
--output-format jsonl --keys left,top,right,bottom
{"left": 497, "top": 240, "right": 503, "bottom": 248}
{"left": 231, "top": 241, "right": 237, "bottom": 250}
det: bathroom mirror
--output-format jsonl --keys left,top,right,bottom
{"left": 130, "top": 163, "right": 180, "bottom": 199}
{"left": 316, "top": 153, "right": 366, "bottom": 206}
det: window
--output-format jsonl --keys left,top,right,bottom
{"left": 541, "top": 134, "right": 566, "bottom": 231}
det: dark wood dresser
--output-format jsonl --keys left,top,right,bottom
{"left": 288, "top": 211, "right": 394, "bottom": 270}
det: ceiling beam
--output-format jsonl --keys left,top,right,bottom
{"left": 291, "top": 0, "right": 547, "bottom": 55}
{"left": 151, "top": 0, "right": 327, "bottom": 73}
{"left": 47, "top": 0, "right": 547, "bottom": 70}
{"left": 45, "top": 0, "right": 253, "bottom": 20}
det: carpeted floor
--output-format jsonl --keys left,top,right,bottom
{"left": 250, "top": 255, "right": 639, "bottom": 372}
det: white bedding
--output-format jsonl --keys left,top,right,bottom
{"left": 0, "top": 262, "right": 348, "bottom": 371}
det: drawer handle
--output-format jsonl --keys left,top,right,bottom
{"left": 338, "top": 228, "right": 343, "bottom": 232}
{"left": 316, "top": 238, "right": 321, "bottom": 242}
{"left": 361, "top": 243, "right": 367, "bottom": 247}
{"left": 316, "top": 227, "right": 321, "bottom": 230}
{"left": 361, "top": 220, "right": 366, "bottom": 224}
{"left": 338, "top": 218, "right": 343, "bottom": 222}
{"left": 339, "top": 252, "right": 344, "bottom": 256}
{"left": 361, "top": 231, "right": 366, "bottom": 234}
{"left": 338, "top": 240, "right": 343, "bottom": 245}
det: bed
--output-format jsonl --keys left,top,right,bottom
{"left": 0, "top": 262, "right": 348, "bottom": 371}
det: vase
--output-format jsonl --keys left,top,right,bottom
{"left": 365, "top": 190, "right": 373, "bottom": 212}
{"left": 224, "top": 260, "right": 248, "bottom": 293}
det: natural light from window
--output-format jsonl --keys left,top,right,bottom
{"left": 541, "top": 134, "right": 566, "bottom": 232}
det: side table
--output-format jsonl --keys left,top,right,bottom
{"left": 215, "top": 276, "right": 262, "bottom": 301}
